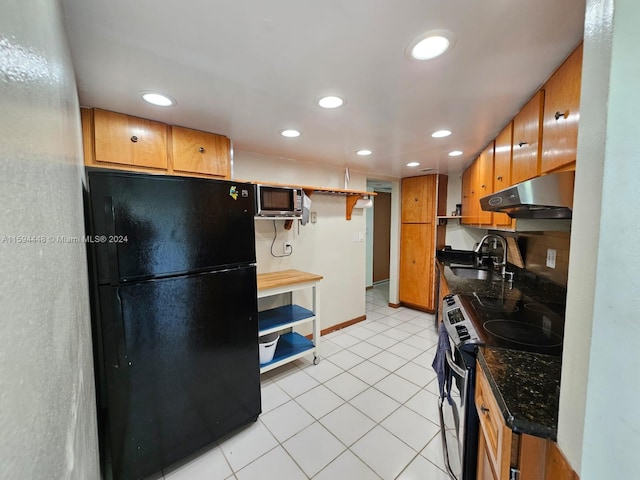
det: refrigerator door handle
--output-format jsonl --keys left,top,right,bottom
{"left": 104, "top": 196, "right": 120, "bottom": 285}
{"left": 113, "top": 287, "right": 128, "bottom": 369}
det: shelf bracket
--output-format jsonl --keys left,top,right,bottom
{"left": 346, "top": 195, "right": 364, "bottom": 221}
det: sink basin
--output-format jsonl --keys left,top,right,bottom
{"left": 449, "top": 267, "right": 502, "bottom": 281}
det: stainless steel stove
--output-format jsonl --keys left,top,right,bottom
{"left": 438, "top": 292, "right": 565, "bottom": 480}
{"left": 443, "top": 293, "right": 564, "bottom": 356}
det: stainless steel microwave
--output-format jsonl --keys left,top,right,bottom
{"left": 255, "top": 184, "right": 303, "bottom": 217}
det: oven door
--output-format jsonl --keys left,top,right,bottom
{"left": 439, "top": 345, "right": 468, "bottom": 480}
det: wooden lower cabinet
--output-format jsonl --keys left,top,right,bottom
{"left": 476, "top": 362, "right": 548, "bottom": 480}
{"left": 399, "top": 223, "right": 434, "bottom": 310}
{"left": 478, "top": 432, "right": 499, "bottom": 480}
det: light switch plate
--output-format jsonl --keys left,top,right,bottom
{"left": 546, "top": 248, "right": 557, "bottom": 269}
{"left": 310, "top": 211, "right": 317, "bottom": 223}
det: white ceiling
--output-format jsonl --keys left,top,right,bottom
{"left": 61, "top": 0, "right": 585, "bottom": 179}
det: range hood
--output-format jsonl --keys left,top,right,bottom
{"left": 479, "top": 171, "right": 575, "bottom": 219}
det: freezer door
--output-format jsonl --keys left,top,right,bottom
{"left": 87, "top": 170, "right": 256, "bottom": 284}
{"left": 99, "top": 266, "right": 260, "bottom": 480}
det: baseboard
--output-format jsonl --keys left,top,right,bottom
{"left": 399, "top": 301, "right": 435, "bottom": 314}
{"left": 388, "top": 302, "right": 401, "bottom": 308}
{"left": 320, "top": 315, "right": 367, "bottom": 336}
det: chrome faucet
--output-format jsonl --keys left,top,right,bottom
{"left": 474, "top": 234, "right": 508, "bottom": 278}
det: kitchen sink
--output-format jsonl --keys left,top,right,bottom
{"left": 449, "top": 266, "right": 503, "bottom": 281}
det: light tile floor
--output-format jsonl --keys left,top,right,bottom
{"left": 159, "top": 282, "right": 450, "bottom": 480}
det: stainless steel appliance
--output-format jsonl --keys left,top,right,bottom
{"left": 255, "top": 184, "right": 303, "bottom": 217}
{"left": 438, "top": 292, "right": 564, "bottom": 480}
{"left": 479, "top": 171, "right": 574, "bottom": 219}
{"left": 85, "top": 169, "right": 261, "bottom": 480}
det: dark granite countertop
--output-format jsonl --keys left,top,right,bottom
{"left": 477, "top": 347, "right": 561, "bottom": 440}
{"left": 437, "top": 258, "right": 565, "bottom": 440}
{"left": 438, "top": 259, "right": 567, "bottom": 313}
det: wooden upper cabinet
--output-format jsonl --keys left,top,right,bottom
{"left": 476, "top": 142, "right": 494, "bottom": 226}
{"left": 493, "top": 123, "right": 513, "bottom": 227}
{"left": 93, "top": 109, "right": 168, "bottom": 170}
{"left": 461, "top": 163, "right": 477, "bottom": 225}
{"left": 171, "top": 126, "right": 230, "bottom": 178}
{"left": 541, "top": 43, "right": 583, "bottom": 174}
{"left": 401, "top": 175, "right": 436, "bottom": 223}
{"left": 512, "top": 91, "right": 544, "bottom": 184}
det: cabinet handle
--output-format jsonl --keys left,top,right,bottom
{"left": 414, "top": 198, "right": 418, "bottom": 202}
{"left": 481, "top": 184, "right": 486, "bottom": 189}
{"left": 497, "top": 176, "right": 503, "bottom": 181}
{"left": 130, "top": 135, "right": 138, "bottom": 143}
{"left": 480, "top": 404, "right": 490, "bottom": 414}
{"left": 518, "top": 141, "right": 528, "bottom": 147}
{"left": 413, "top": 260, "right": 416, "bottom": 264}
{"left": 198, "top": 146, "right": 206, "bottom": 153}
{"left": 555, "top": 111, "right": 566, "bottom": 120}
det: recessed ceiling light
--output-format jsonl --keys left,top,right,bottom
{"left": 448, "top": 150, "right": 463, "bottom": 157}
{"left": 318, "top": 95, "right": 344, "bottom": 109}
{"left": 280, "top": 129, "right": 301, "bottom": 138}
{"left": 356, "top": 149, "right": 372, "bottom": 156}
{"left": 432, "top": 130, "right": 452, "bottom": 138}
{"left": 407, "top": 162, "right": 420, "bottom": 167}
{"left": 141, "top": 91, "right": 175, "bottom": 106}
{"left": 407, "top": 30, "right": 455, "bottom": 61}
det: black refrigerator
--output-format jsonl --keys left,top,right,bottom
{"left": 84, "top": 169, "right": 261, "bottom": 480}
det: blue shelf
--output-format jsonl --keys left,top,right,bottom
{"left": 259, "top": 332, "right": 314, "bottom": 370}
{"left": 258, "top": 304, "right": 314, "bottom": 335}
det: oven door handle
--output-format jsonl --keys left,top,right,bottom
{"left": 446, "top": 349, "right": 466, "bottom": 378}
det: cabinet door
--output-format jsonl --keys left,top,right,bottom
{"left": 541, "top": 44, "right": 583, "bottom": 174}
{"left": 94, "top": 109, "right": 168, "bottom": 169}
{"left": 512, "top": 91, "right": 544, "bottom": 184}
{"left": 476, "top": 143, "right": 494, "bottom": 226}
{"left": 477, "top": 432, "right": 499, "bottom": 480}
{"left": 476, "top": 363, "right": 513, "bottom": 480}
{"left": 399, "top": 224, "right": 433, "bottom": 309}
{"left": 172, "top": 126, "right": 230, "bottom": 178}
{"left": 461, "top": 162, "right": 478, "bottom": 225}
{"left": 401, "top": 176, "right": 436, "bottom": 223}
{"left": 493, "top": 123, "right": 513, "bottom": 227}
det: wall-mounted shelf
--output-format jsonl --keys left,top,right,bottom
{"left": 437, "top": 215, "right": 464, "bottom": 225}
{"left": 237, "top": 178, "right": 376, "bottom": 220}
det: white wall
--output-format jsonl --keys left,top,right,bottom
{"left": 364, "top": 198, "right": 374, "bottom": 287}
{"left": 443, "top": 173, "right": 488, "bottom": 250}
{"left": 0, "top": 1, "right": 99, "bottom": 478}
{"left": 560, "top": 1, "right": 640, "bottom": 477}
{"left": 234, "top": 151, "right": 368, "bottom": 333}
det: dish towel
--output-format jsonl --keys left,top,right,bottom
{"left": 431, "top": 322, "right": 453, "bottom": 405}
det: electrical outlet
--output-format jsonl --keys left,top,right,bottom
{"left": 546, "top": 248, "right": 557, "bottom": 269}
{"left": 284, "top": 242, "right": 292, "bottom": 254}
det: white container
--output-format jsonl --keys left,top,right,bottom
{"left": 259, "top": 334, "right": 280, "bottom": 364}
